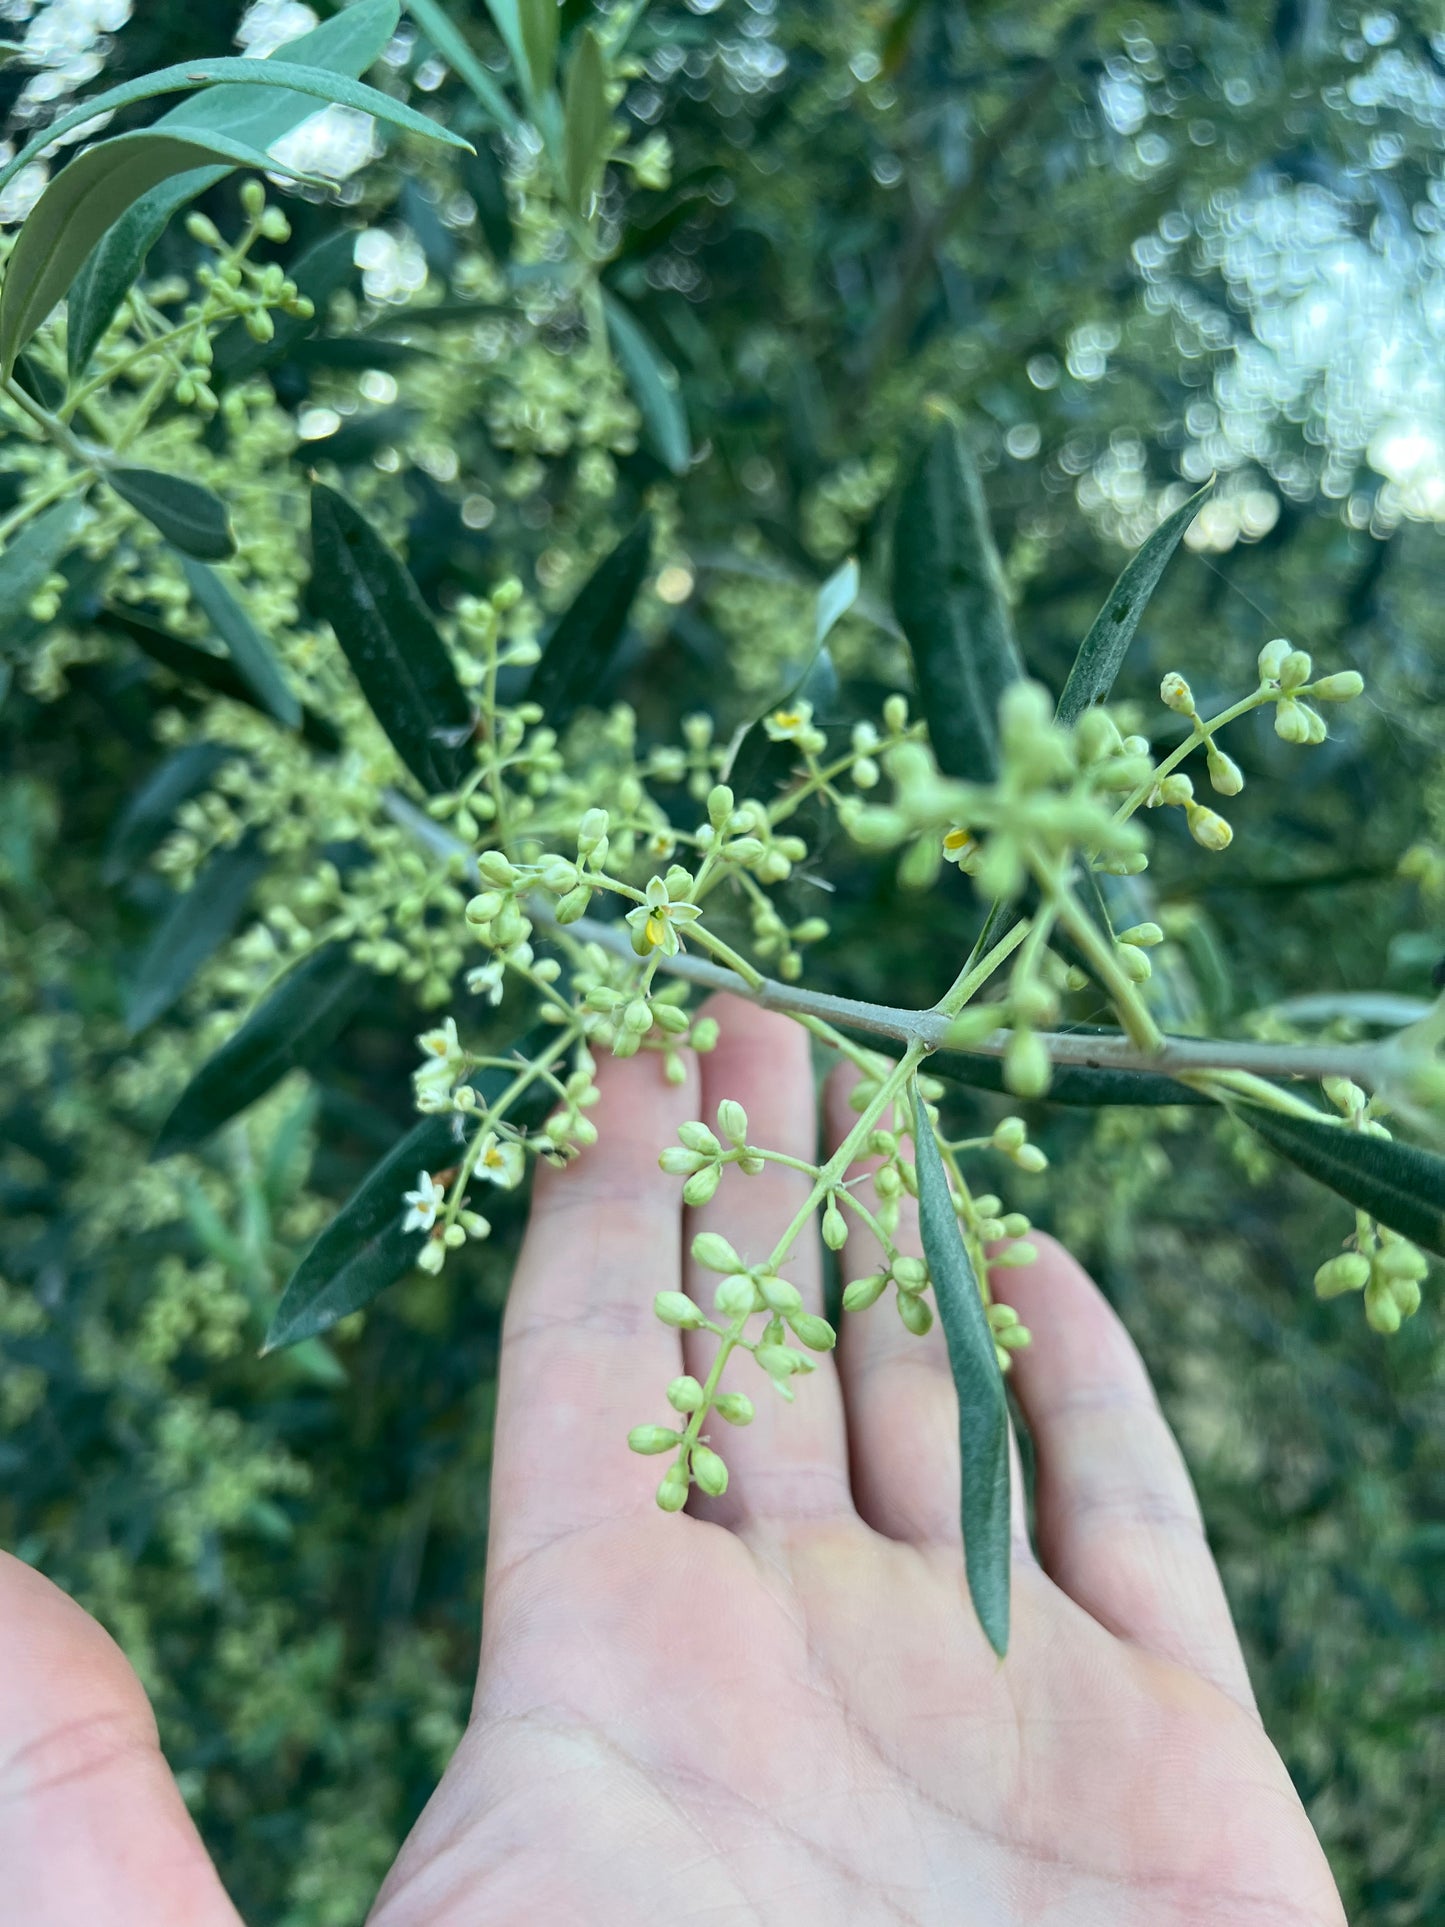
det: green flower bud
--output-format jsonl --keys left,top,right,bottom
{"left": 654, "top": 1291, "right": 705, "bottom": 1329}
{"left": 465, "top": 890, "right": 503, "bottom": 925}
{"left": 893, "top": 1255, "right": 928, "bottom": 1288}
{"left": 1185, "top": 802, "right": 1233, "bottom": 851}
{"left": 842, "top": 1272, "right": 888, "bottom": 1312}
{"left": 1317, "top": 1256, "right": 1371, "bottom": 1302}
{"left": 1206, "top": 746, "right": 1244, "bottom": 796}
{"left": 652, "top": 1002, "right": 690, "bottom": 1034}
{"left": 1389, "top": 1274, "right": 1422, "bottom": 1319}
{"left": 789, "top": 1311, "right": 837, "bottom": 1351}
{"left": 990, "top": 1240, "right": 1038, "bottom": 1268}
{"left": 1364, "top": 1278, "right": 1402, "bottom": 1335}
{"left": 683, "top": 1165, "right": 722, "bottom": 1206}
{"left": 679, "top": 1121, "right": 722, "bottom": 1155}
{"left": 1011, "top": 979, "right": 1059, "bottom": 1027}
{"left": 1115, "top": 943, "right": 1152, "bottom": 984}
{"left": 756, "top": 1342, "right": 804, "bottom": 1378}
{"left": 821, "top": 1202, "right": 848, "bottom": 1250}
{"left": 757, "top": 1273, "right": 802, "bottom": 1315}
{"left": 690, "top": 1017, "right": 719, "bottom": 1052}
{"left": 629, "top": 1424, "right": 681, "bottom": 1454}
{"left": 666, "top": 1375, "right": 706, "bottom": 1413}
{"left": 1001, "top": 1212, "right": 1031, "bottom": 1238}
{"left": 897, "top": 1292, "right": 934, "bottom": 1336}
{"left": 875, "top": 1164, "right": 902, "bottom": 1200}
{"left": 555, "top": 884, "right": 593, "bottom": 923}
{"left": 707, "top": 783, "right": 735, "bottom": 827}
{"left": 1158, "top": 773, "right": 1194, "bottom": 806}
{"left": 1012, "top": 1143, "right": 1048, "bottom": 1174}
{"left": 1310, "top": 670, "right": 1364, "bottom": 701}
{"left": 623, "top": 999, "right": 653, "bottom": 1034}
{"left": 611, "top": 1030, "right": 641, "bottom": 1059}
{"left": 1004, "top": 1029, "right": 1052, "bottom": 1099}
{"left": 1274, "top": 698, "right": 1312, "bottom": 744}
{"left": 717, "top": 1099, "right": 749, "bottom": 1145}
{"left": 692, "top": 1445, "right": 729, "bottom": 1496}
{"left": 1159, "top": 672, "right": 1194, "bottom": 714}
{"left": 185, "top": 211, "right": 224, "bottom": 248}
{"left": 1373, "top": 1237, "right": 1427, "bottom": 1283}
{"left": 714, "top": 1391, "right": 754, "bottom": 1425}
{"left": 656, "top": 1464, "right": 691, "bottom": 1511}
{"left": 942, "top": 1006, "right": 1002, "bottom": 1047}
{"left": 662, "top": 1148, "right": 709, "bottom": 1179}
{"left": 578, "top": 809, "right": 609, "bottom": 851}
{"left": 1257, "top": 638, "right": 1291, "bottom": 682}
{"left": 1279, "top": 649, "right": 1313, "bottom": 690}
{"left": 477, "top": 850, "right": 517, "bottom": 886}
{"left": 992, "top": 1116, "right": 1027, "bottom": 1152}
{"left": 715, "top": 1272, "right": 759, "bottom": 1316}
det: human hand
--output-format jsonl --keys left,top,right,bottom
{"left": 2, "top": 996, "right": 1346, "bottom": 1926}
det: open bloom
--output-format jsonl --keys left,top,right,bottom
{"left": 626, "top": 875, "right": 702, "bottom": 958}
{"left": 941, "top": 826, "right": 979, "bottom": 868}
{"left": 466, "top": 960, "right": 505, "bottom": 1005}
{"left": 402, "top": 1170, "right": 446, "bottom": 1233}
{"left": 474, "top": 1132, "right": 524, "bottom": 1188}
{"left": 415, "top": 1016, "right": 467, "bottom": 1101}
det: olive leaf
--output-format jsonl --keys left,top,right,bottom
{"left": 1235, "top": 1104, "right": 1445, "bottom": 1258}
{"left": 603, "top": 291, "right": 691, "bottom": 476}
{"left": 0, "top": 497, "right": 85, "bottom": 634}
{"left": 308, "top": 483, "right": 473, "bottom": 793}
{"left": 108, "top": 466, "right": 234, "bottom": 561}
{"left": 99, "top": 604, "right": 339, "bottom": 751}
{"left": 929, "top": 1045, "right": 1211, "bottom": 1108}
{"left": 1056, "top": 480, "right": 1214, "bottom": 725}
{"left": 0, "top": 51, "right": 472, "bottom": 202}
{"left": 125, "top": 838, "right": 270, "bottom": 1035}
{"left": 892, "top": 419, "right": 1023, "bottom": 783}
{"left": 726, "top": 554, "right": 857, "bottom": 796}
{"left": 263, "top": 1046, "right": 545, "bottom": 1351}
{"left": 65, "top": 0, "right": 399, "bottom": 375}
{"left": 103, "top": 742, "right": 233, "bottom": 884}
{"left": 527, "top": 514, "right": 652, "bottom": 729}
{"left": 153, "top": 942, "right": 373, "bottom": 1158}
{"left": 911, "top": 1087, "right": 1012, "bottom": 1657}
{"left": 405, "top": 0, "right": 520, "bottom": 133}
{"left": 562, "top": 27, "right": 609, "bottom": 213}
{"left": 520, "top": 0, "right": 561, "bottom": 98}
{"left": 178, "top": 555, "right": 300, "bottom": 726}
{"left": 1, "top": 133, "right": 308, "bottom": 375}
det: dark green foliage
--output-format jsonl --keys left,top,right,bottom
{"left": 308, "top": 484, "right": 473, "bottom": 792}
{"left": 179, "top": 555, "right": 300, "bottom": 728}
{"left": 154, "top": 943, "right": 373, "bottom": 1157}
{"left": 109, "top": 467, "right": 235, "bottom": 560}
{"left": 892, "top": 421, "right": 1023, "bottom": 783}
{"left": 527, "top": 515, "right": 652, "bottom": 728}
{"left": 125, "top": 838, "right": 269, "bottom": 1033}
{"left": 912, "top": 1088, "right": 1011, "bottom": 1656}
{"left": 602, "top": 292, "right": 691, "bottom": 475}
{"left": 1237, "top": 1106, "right": 1445, "bottom": 1258}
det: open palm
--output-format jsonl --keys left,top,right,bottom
{"left": 3, "top": 997, "right": 1344, "bottom": 1926}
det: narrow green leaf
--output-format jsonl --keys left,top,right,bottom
{"left": 520, "top": 0, "right": 561, "bottom": 97}
{"left": 102, "top": 742, "right": 232, "bottom": 884}
{"left": 815, "top": 554, "right": 860, "bottom": 650}
{"left": 66, "top": 0, "right": 399, "bottom": 375}
{"left": 562, "top": 26, "right": 609, "bottom": 213}
{"left": 477, "top": 0, "right": 530, "bottom": 89}
{"left": 109, "top": 467, "right": 234, "bottom": 560}
{"left": 929, "top": 1046, "right": 1212, "bottom": 1108}
{"left": 153, "top": 943, "right": 373, "bottom": 1157}
{"left": 99, "top": 604, "right": 340, "bottom": 751}
{"left": 0, "top": 497, "right": 85, "bottom": 632}
{"left": 126, "top": 839, "right": 269, "bottom": 1035}
{"left": 1056, "top": 481, "right": 1213, "bottom": 726}
{"left": 602, "top": 291, "right": 691, "bottom": 476}
{"left": 911, "top": 1087, "right": 1012, "bottom": 1657}
{"left": 892, "top": 420, "right": 1023, "bottom": 783}
{"left": 405, "top": 0, "right": 520, "bottom": 132}
{"left": 308, "top": 483, "right": 473, "bottom": 793}
{"left": 1, "top": 132, "right": 312, "bottom": 373}
{"left": 1235, "top": 1104, "right": 1445, "bottom": 1257}
{"left": 527, "top": 515, "right": 652, "bottom": 729}
{"left": 0, "top": 52, "right": 471, "bottom": 203}
{"left": 179, "top": 555, "right": 300, "bottom": 729}
{"left": 263, "top": 1112, "right": 463, "bottom": 1350}
{"left": 263, "top": 1039, "right": 549, "bottom": 1351}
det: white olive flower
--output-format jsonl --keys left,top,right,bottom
{"left": 415, "top": 1016, "right": 467, "bottom": 1098}
{"left": 764, "top": 698, "right": 816, "bottom": 743}
{"left": 402, "top": 1171, "right": 446, "bottom": 1233}
{"left": 466, "top": 960, "right": 506, "bottom": 1005}
{"left": 626, "top": 875, "right": 702, "bottom": 958}
{"left": 474, "top": 1132, "right": 524, "bottom": 1188}
{"left": 941, "top": 826, "right": 979, "bottom": 868}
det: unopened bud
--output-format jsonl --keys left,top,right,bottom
{"left": 897, "top": 1292, "right": 934, "bottom": 1336}
{"left": 1314, "top": 1253, "right": 1370, "bottom": 1299}
{"left": 1159, "top": 672, "right": 1193, "bottom": 714}
{"left": 666, "top": 1375, "right": 705, "bottom": 1413}
{"left": 1310, "top": 670, "right": 1364, "bottom": 701}
{"left": 707, "top": 783, "right": 734, "bottom": 827}
{"left": 692, "top": 1445, "right": 729, "bottom": 1496}
{"left": 717, "top": 1099, "right": 749, "bottom": 1145}
{"left": 1186, "top": 802, "right": 1233, "bottom": 852}
{"left": 821, "top": 1202, "right": 848, "bottom": 1250}
{"left": 679, "top": 1122, "right": 721, "bottom": 1155}
{"left": 656, "top": 1464, "right": 690, "bottom": 1511}
{"left": 842, "top": 1272, "right": 888, "bottom": 1312}
{"left": 1206, "top": 746, "right": 1244, "bottom": 796}
{"left": 629, "top": 1424, "right": 680, "bottom": 1454}
{"left": 757, "top": 1273, "right": 802, "bottom": 1315}
{"left": 1279, "top": 649, "right": 1313, "bottom": 690}
{"left": 683, "top": 1165, "right": 721, "bottom": 1206}
{"left": 715, "top": 1272, "right": 758, "bottom": 1316}
{"left": 1004, "top": 1029, "right": 1051, "bottom": 1098}
{"left": 654, "top": 1291, "right": 705, "bottom": 1329}
{"left": 788, "top": 1311, "right": 837, "bottom": 1351}
{"left": 714, "top": 1391, "right": 754, "bottom": 1425}
{"left": 1257, "top": 638, "right": 1291, "bottom": 683}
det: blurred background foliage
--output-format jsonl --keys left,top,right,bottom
{"left": 2, "top": 0, "right": 1443, "bottom": 1920}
